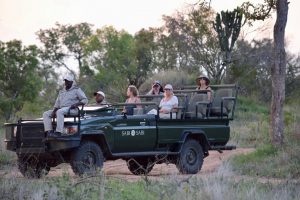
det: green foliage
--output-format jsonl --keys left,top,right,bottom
{"left": 37, "top": 22, "right": 94, "bottom": 81}
{"left": 0, "top": 40, "right": 42, "bottom": 121}
{"left": 241, "top": 0, "right": 276, "bottom": 22}
{"left": 159, "top": 3, "right": 226, "bottom": 83}
{"left": 237, "top": 96, "right": 269, "bottom": 115}
{"left": 139, "top": 70, "right": 196, "bottom": 94}
{"left": 83, "top": 26, "right": 157, "bottom": 102}
{"left": 213, "top": 7, "right": 245, "bottom": 64}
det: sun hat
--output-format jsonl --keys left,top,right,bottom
{"left": 153, "top": 80, "right": 161, "bottom": 87}
{"left": 164, "top": 84, "right": 173, "bottom": 90}
{"left": 196, "top": 75, "right": 210, "bottom": 85}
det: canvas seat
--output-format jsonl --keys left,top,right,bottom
{"left": 210, "top": 89, "right": 234, "bottom": 117}
{"left": 185, "top": 93, "right": 210, "bottom": 119}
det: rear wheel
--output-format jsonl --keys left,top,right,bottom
{"left": 71, "top": 141, "right": 104, "bottom": 176}
{"left": 18, "top": 155, "right": 50, "bottom": 178}
{"left": 127, "top": 158, "right": 154, "bottom": 175}
{"left": 176, "top": 139, "right": 204, "bottom": 174}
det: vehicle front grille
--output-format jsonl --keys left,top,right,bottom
{"left": 20, "top": 125, "right": 45, "bottom": 148}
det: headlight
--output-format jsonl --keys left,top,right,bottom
{"left": 13, "top": 126, "right": 17, "bottom": 137}
{"left": 64, "top": 126, "right": 78, "bottom": 135}
{"left": 5, "top": 126, "right": 16, "bottom": 140}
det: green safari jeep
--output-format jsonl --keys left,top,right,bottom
{"left": 4, "top": 84, "right": 237, "bottom": 178}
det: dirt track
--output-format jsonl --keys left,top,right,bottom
{"left": 0, "top": 148, "right": 254, "bottom": 180}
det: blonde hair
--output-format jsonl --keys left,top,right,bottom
{"left": 128, "top": 85, "right": 139, "bottom": 97}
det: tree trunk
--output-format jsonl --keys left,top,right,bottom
{"left": 270, "top": 0, "right": 288, "bottom": 146}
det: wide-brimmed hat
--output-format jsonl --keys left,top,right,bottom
{"left": 196, "top": 75, "right": 210, "bottom": 84}
{"left": 94, "top": 91, "right": 105, "bottom": 98}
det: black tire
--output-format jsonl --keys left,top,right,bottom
{"left": 18, "top": 155, "right": 50, "bottom": 178}
{"left": 71, "top": 141, "right": 104, "bottom": 176}
{"left": 176, "top": 139, "right": 204, "bottom": 174}
{"left": 127, "top": 158, "right": 154, "bottom": 175}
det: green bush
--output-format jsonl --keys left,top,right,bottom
{"left": 139, "top": 70, "right": 196, "bottom": 94}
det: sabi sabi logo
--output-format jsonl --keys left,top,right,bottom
{"left": 121, "top": 130, "right": 145, "bottom": 136}
{"left": 131, "top": 130, "right": 136, "bottom": 136}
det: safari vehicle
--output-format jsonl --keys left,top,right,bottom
{"left": 4, "top": 84, "right": 238, "bottom": 178}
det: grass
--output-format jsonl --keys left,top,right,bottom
{"left": 0, "top": 129, "right": 16, "bottom": 167}
{"left": 230, "top": 98, "right": 300, "bottom": 179}
{"left": 0, "top": 169, "right": 300, "bottom": 200}
{"left": 230, "top": 96, "right": 271, "bottom": 147}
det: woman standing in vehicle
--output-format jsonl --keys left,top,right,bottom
{"left": 123, "top": 85, "right": 141, "bottom": 115}
{"left": 159, "top": 84, "right": 178, "bottom": 119}
{"left": 196, "top": 75, "right": 212, "bottom": 102}
{"left": 196, "top": 75, "right": 213, "bottom": 117}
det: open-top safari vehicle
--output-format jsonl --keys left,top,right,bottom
{"left": 4, "top": 84, "right": 238, "bottom": 178}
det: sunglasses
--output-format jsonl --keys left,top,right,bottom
{"left": 164, "top": 88, "right": 171, "bottom": 91}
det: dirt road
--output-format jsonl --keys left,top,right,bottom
{"left": 0, "top": 148, "right": 254, "bottom": 180}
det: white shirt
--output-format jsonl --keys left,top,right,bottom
{"left": 159, "top": 96, "right": 178, "bottom": 112}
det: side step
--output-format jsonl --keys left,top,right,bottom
{"left": 210, "top": 145, "right": 236, "bottom": 153}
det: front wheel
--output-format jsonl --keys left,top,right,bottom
{"left": 18, "top": 155, "right": 50, "bottom": 178}
{"left": 176, "top": 139, "right": 204, "bottom": 174}
{"left": 71, "top": 141, "right": 104, "bottom": 176}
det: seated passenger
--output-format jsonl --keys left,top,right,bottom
{"left": 196, "top": 75, "right": 212, "bottom": 102}
{"left": 159, "top": 84, "right": 178, "bottom": 119}
{"left": 146, "top": 80, "right": 164, "bottom": 95}
{"left": 43, "top": 74, "right": 88, "bottom": 137}
{"left": 123, "top": 85, "right": 141, "bottom": 115}
{"left": 94, "top": 90, "right": 108, "bottom": 105}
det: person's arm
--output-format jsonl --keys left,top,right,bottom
{"left": 159, "top": 98, "right": 172, "bottom": 114}
{"left": 171, "top": 96, "right": 179, "bottom": 112}
{"left": 136, "top": 97, "right": 142, "bottom": 108}
{"left": 207, "top": 87, "right": 212, "bottom": 101}
{"left": 51, "top": 107, "right": 59, "bottom": 118}
{"left": 71, "top": 88, "right": 88, "bottom": 109}
{"left": 122, "top": 99, "right": 128, "bottom": 113}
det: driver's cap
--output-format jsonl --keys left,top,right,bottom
{"left": 94, "top": 91, "right": 105, "bottom": 98}
{"left": 63, "top": 74, "right": 74, "bottom": 82}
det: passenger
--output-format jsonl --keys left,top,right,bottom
{"left": 43, "top": 74, "right": 88, "bottom": 137}
{"left": 196, "top": 75, "right": 212, "bottom": 117}
{"left": 123, "top": 85, "right": 141, "bottom": 115}
{"left": 159, "top": 84, "right": 178, "bottom": 119}
{"left": 196, "top": 75, "right": 212, "bottom": 102}
{"left": 94, "top": 91, "right": 108, "bottom": 105}
{"left": 146, "top": 80, "right": 164, "bottom": 95}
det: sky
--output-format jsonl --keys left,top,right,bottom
{"left": 0, "top": 0, "right": 299, "bottom": 54}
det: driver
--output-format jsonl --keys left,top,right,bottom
{"left": 94, "top": 91, "right": 108, "bottom": 105}
{"left": 43, "top": 74, "right": 88, "bottom": 137}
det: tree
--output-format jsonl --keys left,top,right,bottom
{"left": 159, "top": 3, "right": 225, "bottom": 83}
{"left": 213, "top": 8, "right": 245, "bottom": 66}
{"left": 83, "top": 26, "right": 156, "bottom": 101}
{"left": 241, "top": 0, "right": 289, "bottom": 145}
{"left": 0, "top": 40, "right": 42, "bottom": 121}
{"left": 37, "top": 22, "right": 94, "bottom": 82}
